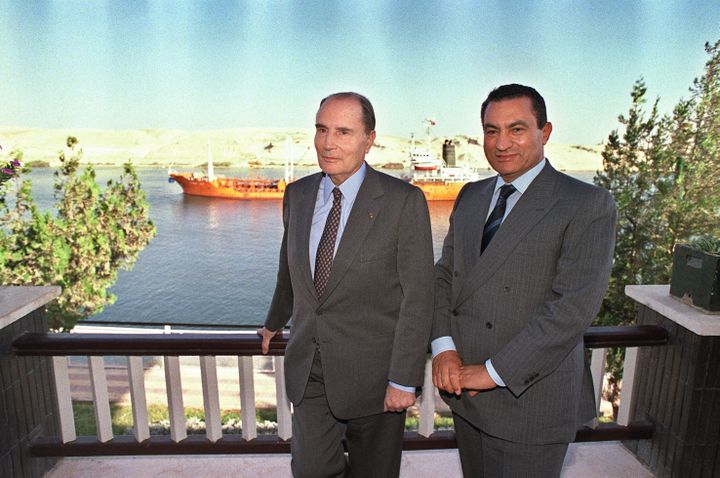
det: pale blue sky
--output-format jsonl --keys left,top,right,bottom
{"left": 1, "top": 1, "right": 718, "bottom": 144}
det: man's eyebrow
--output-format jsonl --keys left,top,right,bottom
{"left": 483, "top": 120, "right": 530, "bottom": 130}
{"left": 508, "top": 120, "right": 530, "bottom": 128}
{"left": 315, "top": 123, "right": 354, "bottom": 133}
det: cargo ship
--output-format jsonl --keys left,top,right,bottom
{"left": 411, "top": 165, "right": 480, "bottom": 201}
{"left": 169, "top": 139, "right": 295, "bottom": 200}
{"left": 409, "top": 118, "right": 480, "bottom": 201}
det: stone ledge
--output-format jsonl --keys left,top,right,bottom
{"left": 0, "top": 286, "right": 61, "bottom": 330}
{"left": 625, "top": 285, "right": 720, "bottom": 336}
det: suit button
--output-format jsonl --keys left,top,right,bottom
{"left": 503, "top": 285, "right": 510, "bottom": 292}
{"left": 485, "top": 322, "right": 492, "bottom": 329}
{"left": 454, "top": 271, "right": 459, "bottom": 277}
{"left": 452, "top": 310, "right": 459, "bottom": 317}
{"left": 311, "top": 337, "right": 317, "bottom": 344}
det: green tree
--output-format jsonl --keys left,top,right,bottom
{"left": 0, "top": 138, "right": 156, "bottom": 330}
{"left": 593, "top": 79, "right": 664, "bottom": 414}
{"left": 594, "top": 40, "right": 720, "bottom": 415}
{"left": 659, "top": 40, "right": 720, "bottom": 244}
{"left": 595, "top": 79, "right": 663, "bottom": 330}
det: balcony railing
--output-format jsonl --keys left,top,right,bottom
{"left": 11, "top": 324, "right": 668, "bottom": 457}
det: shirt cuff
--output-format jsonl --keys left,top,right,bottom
{"left": 485, "top": 359, "right": 506, "bottom": 387}
{"left": 431, "top": 336, "right": 457, "bottom": 357}
{"left": 388, "top": 381, "right": 416, "bottom": 393}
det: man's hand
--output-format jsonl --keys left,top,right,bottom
{"left": 459, "top": 364, "right": 497, "bottom": 396}
{"left": 432, "top": 350, "right": 463, "bottom": 396}
{"left": 256, "top": 327, "right": 280, "bottom": 355}
{"left": 384, "top": 385, "right": 416, "bottom": 412}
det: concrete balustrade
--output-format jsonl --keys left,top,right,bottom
{"left": 0, "top": 286, "right": 61, "bottom": 478}
{"left": 7, "top": 284, "right": 712, "bottom": 477}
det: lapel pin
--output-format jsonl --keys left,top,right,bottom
{"left": 368, "top": 212, "right": 375, "bottom": 220}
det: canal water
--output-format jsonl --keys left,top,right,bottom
{"left": 19, "top": 166, "right": 595, "bottom": 328}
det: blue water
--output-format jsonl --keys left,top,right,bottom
{"left": 19, "top": 167, "right": 595, "bottom": 328}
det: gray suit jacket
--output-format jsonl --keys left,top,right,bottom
{"left": 266, "top": 164, "right": 435, "bottom": 420}
{"left": 432, "top": 162, "right": 616, "bottom": 444}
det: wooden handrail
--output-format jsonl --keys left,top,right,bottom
{"left": 12, "top": 332, "right": 289, "bottom": 356}
{"left": 583, "top": 325, "right": 668, "bottom": 348}
{"left": 12, "top": 324, "right": 668, "bottom": 458}
{"left": 13, "top": 325, "right": 668, "bottom": 356}
{"left": 29, "top": 422, "right": 655, "bottom": 457}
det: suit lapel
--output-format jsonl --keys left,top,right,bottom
{"left": 295, "top": 173, "right": 323, "bottom": 300}
{"left": 454, "top": 164, "right": 561, "bottom": 307}
{"left": 319, "top": 166, "right": 384, "bottom": 303}
{"left": 456, "top": 178, "right": 494, "bottom": 280}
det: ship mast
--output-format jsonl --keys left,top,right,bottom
{"left": 284, "top": 136, "right": 293, "bottom": 183}
{"left": 423, "top": 117, "right": 436, "bottom": 151}
{"left": 206, "top": 138, "right": 216, "bottom": 182}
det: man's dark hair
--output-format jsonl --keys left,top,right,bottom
{"left": 319, "top": 92, "right": 376, "bottom": 135}
{"left": 481, "top": 84, "right": 547, "bottom": 129}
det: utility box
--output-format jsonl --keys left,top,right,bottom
{"left": 670, "top": 244, "right": 720, "bottom": 312}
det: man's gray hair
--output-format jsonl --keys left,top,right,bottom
{"left": 319, "top": 92, "right": 376, "bottom": 135}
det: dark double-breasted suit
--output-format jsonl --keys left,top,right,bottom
{"left": 433, "top": 162, "right": 616, "bottom": 445}
{"left": 265, "top": 164, "right": 434, "bottom": 420}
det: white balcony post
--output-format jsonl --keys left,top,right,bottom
{"left": 418, "top": 358, "right": 435, "bottom": 438}
{"left": 164, "top": 355, "right": 187, "bottom": 442}
{"left": 88, "top": 356, "right": 113, "bottom": 442}
{"left": 616, "top": 347, "right": 639, "bottom": 426}
{"left": 590, "top": 347, "right": 607, "bottom": 416}
{"left": 274, "top": 356, "right": 292, "bottom": 440}
{"left": 127, "top": 356, "right": 150, "bottom": 442}
{"left": 238, "top": 356, "right": 257, "bottom": 440}
{"left": 200, "top": 355, "right": 222, "bottom": 442}
{"left": 51, "top": 356, "right": 76, "bottom": 443}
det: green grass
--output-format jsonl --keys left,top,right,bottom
{"left": 74, "top": 402, "right": 173, "bottom": 435}
{"left": 72, "top": 402, "right": 453, "bottom": 436}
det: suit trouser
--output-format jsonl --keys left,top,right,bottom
{"left": 291, "top": 350, "right": 406, "bottom": 478}
{"left": 453, "top": 412, "right": 568, "bottom": 478}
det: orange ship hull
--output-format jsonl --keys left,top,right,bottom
{"left": 172, "top": 173, "right": 466, "bottom": 201}
{"left": 412, "top": 180, "right": 466, "bottom": 201}
{"left": 170, "top": 173, "right": 287, "bottom": 200}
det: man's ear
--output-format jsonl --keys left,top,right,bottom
{"left": 366, "top": 130, "right": 376, "bottom": 153}
{"left": 541, "top": 122, "right": 552, "bottom": 145}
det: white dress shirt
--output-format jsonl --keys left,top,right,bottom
{"left": 309, "top": 163, "right": 366, "bottom": 276}
{"left": 431, "top": 159, "right": 547, "bottom": 387}
{"left": 309, "top": 163, "right": 414, "bottom": 393}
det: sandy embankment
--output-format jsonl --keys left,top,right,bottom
{"left": 0, "top": 128, "right": 603, "bottom": 172}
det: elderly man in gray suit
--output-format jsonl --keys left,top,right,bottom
{"left": 258, "top": 92, "right": 434, "bottom": 478}
{"left": 432, "top": 84, "right": 616, "bottom": 477}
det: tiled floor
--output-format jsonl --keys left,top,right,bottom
{"left": 47, "top": 441, "right": 654, "bottom": 478}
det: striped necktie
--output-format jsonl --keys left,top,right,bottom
{"left": 314, "top": 187, "right": 342, "bottom": 297}
{"left": 481, "top": 184, "right": 516, "bottom": 254}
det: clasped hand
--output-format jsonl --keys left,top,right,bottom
{"left": 432, "top": 350, "right": 497, "bottom": 397}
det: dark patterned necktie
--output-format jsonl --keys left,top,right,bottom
{"left": 314, "top": 187, "right": 342, "bottom": 297}
{"left": 481, "top": 184, "right": 517, "bottom": 254}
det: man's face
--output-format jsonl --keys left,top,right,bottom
{"left": 314, "top": 97, "right": 376, "bottom": 185}
{"left": 482, "top": 96, "right": 552, "bottom": 183}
